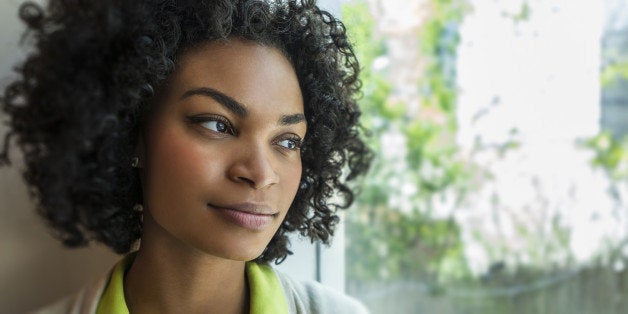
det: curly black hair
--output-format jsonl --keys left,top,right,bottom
{"left": 0, "top": 0, "right": 371, "bottom": 264}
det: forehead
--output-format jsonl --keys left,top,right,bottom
{"left": 169, "top": 39, "right": 304, "bottom": 115}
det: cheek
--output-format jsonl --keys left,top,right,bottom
{"left": 279, "top": 162, "right": 303, "bottom": 209}
{"left": 144, "top": 126, "right": 219, "bottom": 204}
{"left": 160, "top": 140, "right": 205, "bottom": 182}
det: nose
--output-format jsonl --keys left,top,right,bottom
{"left": 227, "top": 143, "right": 279, "bottom": 189}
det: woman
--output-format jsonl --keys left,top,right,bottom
{"left": 1, "top": 0, "right": 371, "bottom": 313}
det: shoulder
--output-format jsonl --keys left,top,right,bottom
{"left": 31, "top": 270, "right": 109, "bottom": 314}
{"left": 273, "top": 269, "right": 369, "bottom": 314}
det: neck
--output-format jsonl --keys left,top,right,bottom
{"left": 124, "top": 216, "right": 249, "bottom": 314}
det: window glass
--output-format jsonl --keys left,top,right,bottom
{"left": 344, "top": 0, "right": 628, "bottom": 313}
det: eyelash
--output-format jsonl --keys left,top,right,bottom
{"left": 187, "top": 115, "right": 236, "bottom": 135}
{"left": 276, "top": 135, "right": 303, "bottom": 151}
{"left": 187, "top": 115, "right": 303, "bottom": 151}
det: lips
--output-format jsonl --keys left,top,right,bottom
{"left": 208, "top": 202, "right": 278, "bottom": 231}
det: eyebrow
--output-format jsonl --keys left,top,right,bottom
{"left": 280, "top": 113, "right": 306, "bottom": 125}
{"left": 181, "top": 87, "right": 247, "bottom": 118}
{"left": 181, "top": 87, "right": 306, "bottom": 125}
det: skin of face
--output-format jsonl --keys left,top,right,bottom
{"left": 138, "top": 38, "right": 306, "bottom": 262}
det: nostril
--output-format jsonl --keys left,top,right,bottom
{"left": 237, "top": 176, "right": 255, "bottom": 186}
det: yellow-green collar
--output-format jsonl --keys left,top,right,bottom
{"left": 247, "top": 262, "right": 289, "bottom": 314}
{"left": 96, "top": 253, "right": 133, "bottom": 314}
{"left": 96, "top": 253, "right": 288, "bottom": 314}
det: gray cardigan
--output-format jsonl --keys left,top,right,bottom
{"left": 33, "top": 267, "right": 369, "bottom": 314}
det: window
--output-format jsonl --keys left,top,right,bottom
{"left": 343, "top": 0, "right": 628, "bottom": 313}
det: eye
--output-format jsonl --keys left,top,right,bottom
{"left": 276, "top": 136, "right": 302, "bottom": 151}
{"left": 202, "top": 120, "right": 229, "bottom": 133}
{"left": 187, "top": 115, "right": 234, "bottom": 135}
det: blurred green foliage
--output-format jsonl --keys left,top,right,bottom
{"left": 584, "top": 131, "right": 628, "bottom": 181}
{"left": 588, "top": 38, "right": 628, "bottom": 181}
{"left": 504, "top": 2, "right": 532, "bottom": 23}
{"left": 343, "top": 0, "right": 474, "bottom": 286}
{"left": 601, "top": 61, "right": 628, "bottom": 88}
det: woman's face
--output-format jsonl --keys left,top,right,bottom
{"left": 139, "top": 39, "right": 305, "bottom": 261}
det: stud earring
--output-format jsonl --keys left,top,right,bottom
{"left": 131, "top": 156, "right": 140, "bottom": 168}
{"left": 133, "top": 203, "right": 144, "bottom": 223}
